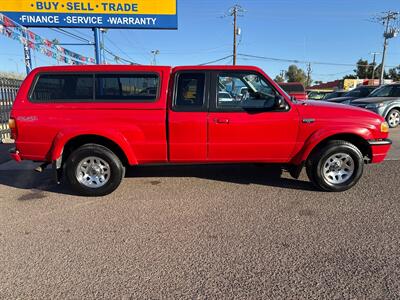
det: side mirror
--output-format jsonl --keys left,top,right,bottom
{"left": 275, "top": 95, "right": 288, "bottom": 110}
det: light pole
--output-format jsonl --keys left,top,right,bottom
{"left": 151, "top": 50, "right": 160, "bottom": 65}
{"left": 370, "top": 52, "right": 380, "bottom": 81}
{"left": 100, "top": 28, "right": 108, "bottom": 64}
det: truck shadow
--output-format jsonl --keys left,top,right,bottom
{"left": 126, "top": 164, "right": 315, "bottom": 191}
{"left": 0, "top": 169, "right": 71, "bottom": 197}
{"left": 0, "top": 164, "right": 315, "bottom": 197}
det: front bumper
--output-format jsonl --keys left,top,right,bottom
{"left": 9, "top": 147, "right": 22, "bottom": 162}
{"left": 368, "top": 139, "right": 392, "bottom": 163}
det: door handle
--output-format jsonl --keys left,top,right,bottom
{"left": 214, "top": 118, "right": 230, "bottom": 124}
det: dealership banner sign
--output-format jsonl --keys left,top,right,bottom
{"left": 1, "top": 0, "right": 177, "bottom": 29}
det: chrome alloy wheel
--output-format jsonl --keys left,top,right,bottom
{"left": 75, "top": 156, "right": 111, "bottom": 188}
{"left": 322, "top": 153, "right": 355, "bottom": 185}
{"left": 388, "top": 111, "right": 400, "bottom": 128}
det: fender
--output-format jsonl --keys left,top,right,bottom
{"left": 383, "top": 103, "right": 400, "bottom": 119}
{"left": 291, "top": 127, "right": 374, "bottom": 165}
{"left": 50, "top": 128, "right": 138, "bottom": 165}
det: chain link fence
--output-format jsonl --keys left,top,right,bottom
{"left": 0, "top": 78, "right": 22, "bottom": 142}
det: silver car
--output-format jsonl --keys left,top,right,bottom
{"left": 349, "top": 83, "right": 400, "bottom": 128}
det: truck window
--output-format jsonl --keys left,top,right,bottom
{"left": 31, "top": 74, "right": 94, "bottom": 102}
{"left": 174, "top": 73, "right": 205, "bottom": 110}
{"left": 95, "top": 73, "right": 159, "bottom": 101}
{"left": 216, "top": 72, "right": 277, "bottom": 110}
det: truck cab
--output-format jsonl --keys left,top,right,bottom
{"left": 9, "top": 65, "right": 391, "bottom": 196}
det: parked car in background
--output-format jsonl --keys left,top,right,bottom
{"left": 307, "top": 90, "right": 331, "bottom": 100}
{"left": 349, "top": 83, "right": 400, "bottom": 128}
{"left": 278, "top": 82, "right": 308, "bottom": 100}
{"left": 327, "top": 86, "right": 378, "bottom": 104}
{"left": 323, "top": 90, "right": 346, "bottom": 100}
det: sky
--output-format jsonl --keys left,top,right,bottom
{"left": 1, "top": 0, "right": 400, "bottom": 82}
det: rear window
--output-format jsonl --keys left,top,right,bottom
{"left": 30, "top": 73, "right": 159, "bottom": 102}
{"left": 95, "top": 74, "right": 159, "bottom": 101}
{"left": 31, "top": 74, "right": 94, "bottom": 102}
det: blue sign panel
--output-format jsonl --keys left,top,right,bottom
{"left": 1, "top": 0, "right": 178, "bottom": 29}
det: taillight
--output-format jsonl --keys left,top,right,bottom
{"left": 8, "top": 118, "right": 17, "bottom": 140}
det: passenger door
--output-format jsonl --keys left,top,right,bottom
{"left": 207, "top": 71, "right": 300, "bottom": 162}
{"left": 168, "top": 71, "right": 209, "bottom": 162}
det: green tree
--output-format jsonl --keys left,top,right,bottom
{"left": 274, "top": 74, "right": 285, "bottom": 83}
{"left": 285, "top": 65, "right": 308, "bottom": 86}
{"left": 388, "top": 65, "right": 400, "bottom": 81}
{"left": 354, "top": 59, "right": 372, "bottom": 79}
{"left": 343, "top": 59, "right": 389, "bottom": 80}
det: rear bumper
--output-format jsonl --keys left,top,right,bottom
{"left": 9, "top": 147, "right": 22, "bottom": 162}
{"left": 368, "top": 139, "right": 392, "bottom": 163}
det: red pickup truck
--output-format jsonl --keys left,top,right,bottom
{"left": 278, "top": 82, "right": 308, "bottom": 100}
{"left": 9, "top": 65, "right": 391, "bottom": 196}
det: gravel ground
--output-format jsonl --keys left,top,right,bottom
{"left": 0, "top": 128, "right": 399, "bottom": 299}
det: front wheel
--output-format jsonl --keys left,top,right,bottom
{"left": 65, "top": 144, "right": 125, "bottom": 196}
{"left": 306, "top": 140, "right": 364, "bottom": 192}
{"left": 386, "top": 109, "right": 400, "bottom": 128}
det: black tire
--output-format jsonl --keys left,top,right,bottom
{"left": 306, "top": 140, "right": 364, "bottom": 192}
{"left": 65, "top": 144, "right": 125, "bottom": 196}
{"left": 386, "top": 109, "right": 400, "bottom": 128}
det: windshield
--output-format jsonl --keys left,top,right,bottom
{"left": 369, "top": 85, "right": 393, "bottom": 97}
{"left": 344, "top": 89, "right": 361, "bottom": 97}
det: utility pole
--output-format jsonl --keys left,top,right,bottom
{"left": 375, "top": 11, "right": 399, "bottom": 85}
{"left": 228, "top": 5, "right": 245, "bottom": 66}
{"left": 306, "top": 63, "right": 312, "bottom": 87}
{"left": 370, "top": 52, "right": 380, "bottom": 81}
{"left": 280, "top": 70, "right": 286, "bottom": 81}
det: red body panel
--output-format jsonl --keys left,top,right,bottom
{"left": 10, "top": 65, "right": 391, "bottom": 167}
{"left": 168, "top": 112, "right": 208, "bottom": 162}
{"left": 207, "top": 109, "right": 299, "bottom": 162}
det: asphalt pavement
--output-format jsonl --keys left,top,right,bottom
{"left": 0, "top": 129, "right": 399, "bottom": 299}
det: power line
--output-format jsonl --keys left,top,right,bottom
{"left": 104, "top": 34, "right": 138, "bottom": 65}
{"left": 68, "top": 28, "right": 93, "bottom": 40}
{"left": 102, "top": 48, "right": 138, "bottom": 65}
{"left": 50, "top": 28, "right": 92, "bottom": 44}
{"left": 237, "top": 53, "right": 397, "bottom": 69}
{"left": 198, "top": 55, "right": 233, "bottom": 66}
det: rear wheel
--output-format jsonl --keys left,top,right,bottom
{"left": 386, "top": 109, "right": 400, "bottom": 128}
{"left": 65, "top": 144, "right": 125, "bottom": 196}
{"left": 306, "top": 140, "right": 364, "bottom": 192}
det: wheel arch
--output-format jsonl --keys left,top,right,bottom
{"left": 307, "top": 133, "right": 372, "bottom": 162}
{"left": 51, "top": 131, "right": 138, "bottom": 167}
{"left": 292, "top": 130, "right": 373, "bottom": 165}
{"left": 384, "top": 105, "right": 400, "bottom": 118}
